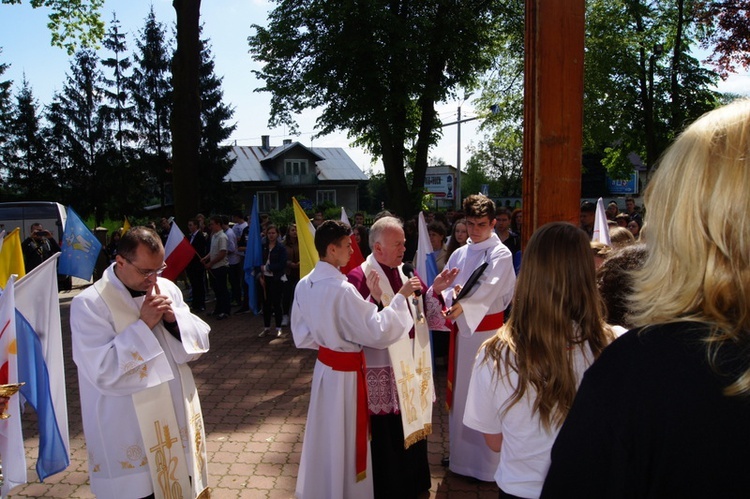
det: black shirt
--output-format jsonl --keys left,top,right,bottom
{"left": 541, "top": 322, "right": 750, "bottom": 498}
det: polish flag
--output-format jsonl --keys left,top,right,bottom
{"left": 339, "top": 207, "right": 364, "bottom": 275}
{"left": 162, "top": 222, "right": 196, "bottom": 281}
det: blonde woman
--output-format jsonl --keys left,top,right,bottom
{"left": 542, "top": 99, "right": 750, "bottom": 497}
{"left": 464, "top": 222, "right": 615, "bottom": 498}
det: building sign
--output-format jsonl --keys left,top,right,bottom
{"left": 607, "top": 172, "right": 638, "bottom": 195}
{"left": 425, "top": 173, "right": 455, "bottom": 200}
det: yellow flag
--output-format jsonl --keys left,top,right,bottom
{"left": 292, "top": 198, "right": 319, "bottom": 278}
{"left": 0, "top": 228, "right": 26, "bottom": 289}
{"left": 122, "top": 216, "right": 131, "bottom": 234}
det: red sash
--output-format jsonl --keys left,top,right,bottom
{"left": 317, "top": 346, "right": 369, "bottom": 481}
{"left": 446, "top": 312, "right": 504, "bottom": 410}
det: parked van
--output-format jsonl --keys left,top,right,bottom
{"left": 0, "top": 201, "right": 67, "bottom": 241}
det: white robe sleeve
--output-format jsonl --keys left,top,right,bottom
{"left": 71, "top": 294, "right": 175, "bottom": 397}
{"left": 337, "top": 289, "right": 411, "bottom": 348}
{"left": 292, "top": 266, "right": 412, "bottom": 352}
{"left": 160, "top": 278, "right": 210, "bottom": 363}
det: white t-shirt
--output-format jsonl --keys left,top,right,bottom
{"left": 464, "top": 343, "right": 594, "bottom": 498}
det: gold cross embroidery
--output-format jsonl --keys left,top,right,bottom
{"left": 397, "top": 360, "right": 418, "bottom": 424}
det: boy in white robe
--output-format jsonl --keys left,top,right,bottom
{"left": 291, "top": 220, "right": 422, "bottom": 499}
{"left": 71, "top": 227, "right": 210, "bottom": 498}
{"left": 443, "top": 194, "right": 516, "bottom": 482}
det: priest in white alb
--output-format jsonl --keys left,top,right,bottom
{"left": 347, "top": 216, "right": 459, "bottom": 498}
{"left": 292, "top": 220, "right": 422, "bottom": 499}
{"left": 71, "top": 227, "right": 210, "bottom": 499}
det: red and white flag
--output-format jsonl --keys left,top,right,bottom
{"left": 339, "top": 208, "right": 364, "bottom": 274}
{"left": 162, "top": 222, "right": 196, "bottom": 281}
{"left": 0, "top": 276, "right": 28, "bottom": 495}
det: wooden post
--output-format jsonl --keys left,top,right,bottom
{"left": 521, "top": 0, "right": 585, "bottom": 245}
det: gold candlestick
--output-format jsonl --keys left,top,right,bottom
{"left": 0, "top": 383, "right": 24, "bottom": 420}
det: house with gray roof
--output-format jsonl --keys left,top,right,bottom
{"left": 225, "top": 136, "right": 368, "bottom": 213}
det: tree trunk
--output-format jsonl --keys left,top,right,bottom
{"left": 171, "top": 0, "right": 202, "bottom": 227}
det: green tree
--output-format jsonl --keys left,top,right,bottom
{"left": 365, "top": 172, "right": 389, "bottom": 214}
{"left": 427, "top": 6, "right": 523, "bottom": 205}
{"left": 46, "top": 49, "right": 115, "bottom": 222}
{"left": 0, "top": 49, "right": 13, "bottom": 190}
{"left": 585, "top": 0, "right": 720, "bottom": 178}
{"left": 461, "top": 156, "right": 490, "bottom": 200}
{"left": 100, "top": 12, "right": 145, "bottom": 219}
{"left": 4, "top": 77, "right": 55, "bottom": 199}
{"left": 129, "top": 7, "right": 172, "bottom": 209}
{"left": 100, "top": 12, "right": 135, "bottom": 156}
{"left": 470, "top": 21, "right": 525, "bottom": 199}
{"left": 3, "top": 0, "right": 105, "bottom": 55}
{"left": 197, "top": 29, "right": 236, "bottom": 214}
{"left": 249, "top": 0, "right": 510, "bottom": 219}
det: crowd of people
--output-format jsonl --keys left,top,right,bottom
{"left": 291, "top": 99, "right": 750, "bottom": 498}
{"left": 27, "top": 98, "right": 749, "bottom": 499}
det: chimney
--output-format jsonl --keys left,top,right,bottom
{"left": 283, "top": 139, "right": 292, "bottom": 146}
{"left": 261, "top": 135, "right": 270, "bottom": 151}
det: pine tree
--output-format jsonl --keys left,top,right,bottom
{"left": 0, "top": 48, "right": 13, "bottom": 193}
{"left": 129, "top": 7, "right": 173, "bottom": 209}
{"left": 99, "top": 12, "right": 146, "bottom": 218}
{"left": 45, "top": 49, "right": 116, "bottom": 223}
{"left": 198, "top": 29, "right": 236, "bottom": 213}
{"left": 4, "top": 77, "right": 54, "bottom": 200}
{"left": 101, "top": 12, "right": 136, "bottom": 156}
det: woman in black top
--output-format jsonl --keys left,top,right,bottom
{"left": 542, "top": 99, "right": 750, "bottom": 498}
{"left": 259, "top": 224, "right": 287, "bottom": 337}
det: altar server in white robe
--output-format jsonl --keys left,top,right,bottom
{"left": 292, "top": 220, "right": 422, "bottom": 499}
{"left": 71, "top": 227, "right": 210, "bottom": 499}
{"left": 443, "top": 194, "right": 516, "bottom": 482}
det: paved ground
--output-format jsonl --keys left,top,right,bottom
{"left": 9, "top": 286, "right": 499, "bottom": 498}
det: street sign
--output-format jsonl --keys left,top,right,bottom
{"left": 607, "top": 172, "right": 638, "bottom": 195}
{"left": 425, "top": 173, "right": 455, "bottom": 200}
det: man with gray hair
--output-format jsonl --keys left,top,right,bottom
{"left": 348, "top": 215, "right": 458, "bottom": 498}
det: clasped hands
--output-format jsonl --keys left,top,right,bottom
{"left": 140, "top": 283, "right": 176, "bottom": 329}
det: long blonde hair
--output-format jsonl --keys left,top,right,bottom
{"left": 482, "top": 222, "right": 613, "bottom": 430}
{"left": 630, "top": 99, "right": 750, "bottom": 396}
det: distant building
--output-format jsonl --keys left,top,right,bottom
{"left": 225, "top": 136, "right": 368, "bottom": 213}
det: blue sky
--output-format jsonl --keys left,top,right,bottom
{"left": 1, "top": 1, "right": 747, "bottom": 176}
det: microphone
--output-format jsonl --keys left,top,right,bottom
{"left": 401, "top": 263, "right": 422, "bottom": 296}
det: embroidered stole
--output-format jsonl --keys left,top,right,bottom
{"left": 94, "top": 273, "right": 210, "bottom": 499}
{"left": 362, "top": 255, "right": 434, "bottom": 448}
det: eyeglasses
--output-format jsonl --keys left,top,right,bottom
{"left": 124, "top": 257, "right": 167, "bottom": 278}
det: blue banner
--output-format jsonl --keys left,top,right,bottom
{"left": 244, "top": 196, "right": 264, "bottom": 315}
{"left": 57, "top": 207, "right": 102, "bottom": 281}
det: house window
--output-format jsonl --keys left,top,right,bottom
{"left": 317, "top": 190, "right": 336, "bottom": 206}
{"left": 285, "top": 159, "right": 308, "bottom": 179}
{"left": 258, "top": 191, "right": 278, "bottom": 212}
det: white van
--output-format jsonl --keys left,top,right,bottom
{"left": 0, "top": 201, "right": 67, "bottom": 241}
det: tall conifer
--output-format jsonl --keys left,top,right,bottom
{"left": 129, "top": 7, "right": 172, "bottom": 209}
{"left": 198, "top": 29, "right": 236, "bottom": 213}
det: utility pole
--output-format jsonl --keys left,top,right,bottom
{"left": 444, "top": 102, "right": 483, "bottom": 210}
